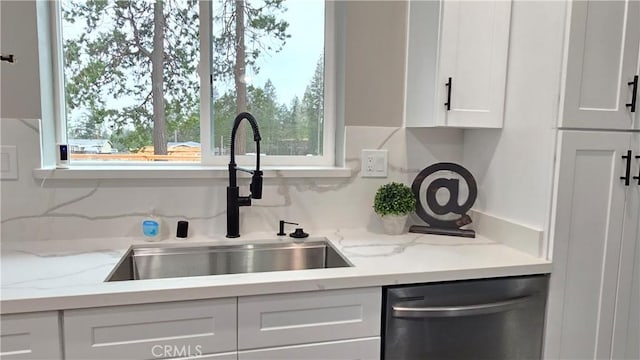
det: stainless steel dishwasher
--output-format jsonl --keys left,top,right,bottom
{"left": 383, "top": 274, "right": 549, "bottom": 360}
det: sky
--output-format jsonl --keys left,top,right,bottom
{"left": 215, "top": 0, "right": 325, "bottom": 105}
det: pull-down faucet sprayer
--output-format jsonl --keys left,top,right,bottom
{"left": 226, "top": 112, "right": 263, "bottom": 238}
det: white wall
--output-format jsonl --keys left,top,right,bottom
{"left": 463, "top": 1, "right": 566, "bottom": 250}
{"left": 0, "top": 118, "right": 462, "bottom": 241}
{"left": 345, "top": 1, "right": 407, "bottom": 127}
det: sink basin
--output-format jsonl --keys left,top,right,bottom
{"left": 105, "top": 240, "right": 352, "bottom": 281}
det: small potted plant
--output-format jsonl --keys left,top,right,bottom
{"left": 373, "top": 182, "right": 416, "bottom": 235}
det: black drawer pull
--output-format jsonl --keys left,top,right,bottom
{"left": 621, "top": 150, "right": 632, "bottom": 186}
{"left": 627, "top": 75, "right": 638, "bottom": 112}
{"left": 444, "top": 77, "right": 452, "bottom": 111}
{"left": 634, "top": 155, "right": 640, "bottom": 186}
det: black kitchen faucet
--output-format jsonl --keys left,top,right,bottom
{"left": 226, "top": 112, "right": 262, "bottom": 238}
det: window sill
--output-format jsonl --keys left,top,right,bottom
{"left": 32, "top": 166, "right": 353, "bottom": 180}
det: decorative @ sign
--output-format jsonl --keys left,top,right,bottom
{"left": 409, "top": 162, "right": 477, "bottom": 238}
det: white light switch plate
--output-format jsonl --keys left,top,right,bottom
{"left": 0, "top": 145, "right": 18, "bottom": 180}
{"left": 361, "top": 149, "right": 388, "bottom": 178}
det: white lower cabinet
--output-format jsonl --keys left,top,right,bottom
{"left": 238, "top": 287, "right": 381, "bottom": 350}
{"left": 238, "top": 337, "right": 380, "bottom": 360}
{"left": 53, "top": 287, "right": 381, "bottom": 360}
{"left": 621, "top": 220, "right": 640, "bottom": 358}
{"left": 545, "top": 131, "right": 639, "bottom": 359}
{"left": 63, "top": 298, "right": 237, "bottom": 360}
{"left": 172, "top": 353, "right": 238, "bottom": 360}
{"left": 611, "top": 132, "right": 640, "bottom": 359}
{"left": 0, "top": 311, "right": 62, "bottom": 360}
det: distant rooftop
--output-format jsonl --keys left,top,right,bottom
{"left": 168, "top": 141, "right": 200, "bottom": 148}
{"left": 68, "top": 139, "right": 112, "bottom": 146}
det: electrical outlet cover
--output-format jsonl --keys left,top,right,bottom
{"left": 0, "top": 145, "right": 18, "bottom": 180}
{"left": 361, "top": 149, "right": 388, "bottom": 178}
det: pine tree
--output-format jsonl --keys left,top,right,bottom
{"left": 301, "top": 57, "right": 324, "bottom": 155}
{"left": 62, "top": 0, "right": 201, "bottom": 155}
{"left": 212, "top": 0, "right": 290, "bottom": 154}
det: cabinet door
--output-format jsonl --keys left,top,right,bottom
{"left": 561, "top": 0, "right": 640, "bottom": 130}
{"left": 635, "top": 43, "right": 640, "bottom": 130}
{"left": 0, "top": 311, "right": 62, "bottom": 360}
{"left": 166, "top": 352, "right": 238, "bottom": 360}
{"left": 238, "top": 337, "right": 380, "bottom": 360}
{"left": 436, "top": 0, "right": 512, "bottom": 128}
{"left": 545, "top": 131, "right": 632, "bottom": 359}
{"left": 405, "top": 0, "right": 440, "bottom": 128}
{"left": 621, "top": 203, "right": 640, "bottom": 359}
{"left": 612, "top": 133, "right": 640, "bottom": 359}
{"left": 64, "top": 298, "right": 237, "bottom": 360}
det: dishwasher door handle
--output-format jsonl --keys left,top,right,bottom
{"left": 391, "top": 296, "right": 533, "bottom": 318}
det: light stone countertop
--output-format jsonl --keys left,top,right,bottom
{"left": 0, "top": 229, "right": 551, "bottom": 314}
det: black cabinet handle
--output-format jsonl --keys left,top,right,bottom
{"left": 634, "top": 155, "right": 640, "bottom": 186}
{"left": 444, "top": 77, "right": 452, "bottom": 111}
{"left": 627, "top": 75, "right": 638, "bottom": 112}
{"left": 0, "top": 54, "right": 15, "bottom": 63}
{"left": 621, "top": 150, "right": 632, "bottom": 186}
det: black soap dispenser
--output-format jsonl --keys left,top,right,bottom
{"left": 290, "top": 228, "right": 309, "bottom": 239}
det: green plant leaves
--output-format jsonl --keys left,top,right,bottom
{"left": 373, "top": 182, "right": 416, "bottom": 216}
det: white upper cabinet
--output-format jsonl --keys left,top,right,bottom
{"left": 560, "top": 0, "right": 640, "bottom": 130}
{"left": 405, "top": 0, "right": 512, "bottom": 128}
{"left": 635, "top": 41, "right": 640, "bottom": 130}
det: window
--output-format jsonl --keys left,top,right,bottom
{"left": 54, "top": 0, "right": 335, "bottom": 167}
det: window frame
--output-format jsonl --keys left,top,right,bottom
{"left": 49, "top": 0, "right": 338, "bottom": 169}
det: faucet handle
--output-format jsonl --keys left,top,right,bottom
{"left": 250, "top": 170, "right": 263, "bottom": 199}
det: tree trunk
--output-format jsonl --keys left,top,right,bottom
{"left": 234, "top": 0, "right": 247, "bottom": 154}
{"left": 152, "top": 0, "right": 167, "bottom": 155}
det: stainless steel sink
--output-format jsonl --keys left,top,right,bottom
{"left": 105, "top": 240, "right": 352, "bottom": 281}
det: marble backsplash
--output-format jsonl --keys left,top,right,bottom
{"left": 0, "top": 118, "right": 463, "bottom": 242}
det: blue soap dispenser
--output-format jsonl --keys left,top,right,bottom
{"left": 142, "top": 210, "right": 161, "bottom": 241}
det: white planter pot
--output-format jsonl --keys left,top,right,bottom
{"left": 380, "top": 214, "right": 408, "bottom": 235}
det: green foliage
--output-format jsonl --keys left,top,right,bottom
{"left": 302, "top": 57, "right": 324, "bottom": 155}
{"left": 247, "top": 80, "right": 280, "bottom": 154}
{"left": 62, "top": 0, "right": 200, "bottom": 152}
{"left": 166, "top": 99, "right": 200, "bottom": 143}
{"left": 109, "top": 127, "right": 152, "bottom": 153}
{"left": 373, "top": 182, "right": 417, "bottom": 216}
{"left": 213, "top": 91, "right": 238, "bottom": 154}
{"left": 211, "top": 54, "right": 324, "bottom": 156}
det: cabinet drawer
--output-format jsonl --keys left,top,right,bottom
{"left": 0, "top": 311, "right": 62, "bottom": 360}
{"left": 165, "top": 351, "right": 238, "bottom": 360}
{"left": 238, "top": 337, "right": 380, "bottom": 360}
{"left": 238, "top": 287, "right": 381, "bottom": 350}
{"left": 64, "top": 298, "right": 236, "bottom": 359}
